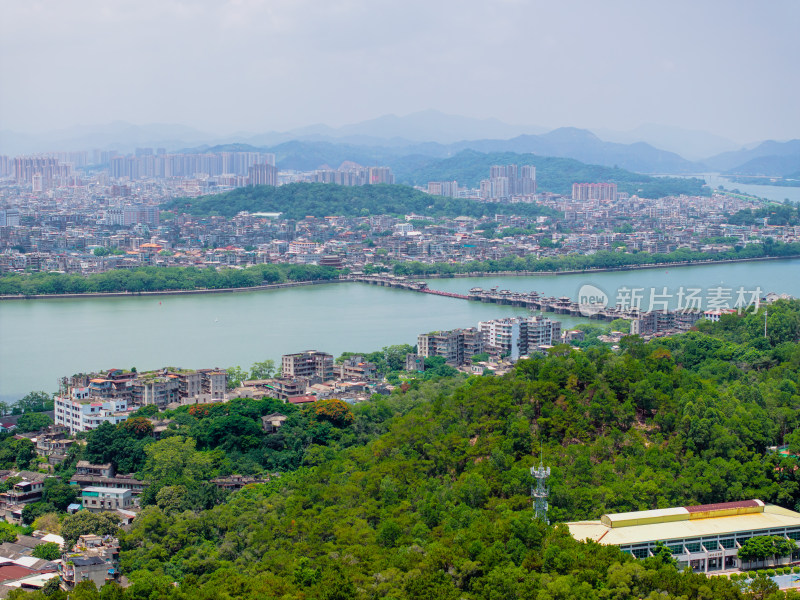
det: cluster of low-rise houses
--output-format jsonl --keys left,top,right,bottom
{"left": 1, "top": 151, "right": 797, "bottom": 276}
{"left": 0, "top": 462, "right": 127, "bottom": 594}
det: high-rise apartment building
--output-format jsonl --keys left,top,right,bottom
{"left": 13, "top": 156, "right": 71, "bottom": 186}
{"left": 122, "top": 205, "right": 160, "bottom": 227}
{"left": 427, "top": 181, "right": 459, "bottom": 197}
{"left": 0, "top": 208, "right": 20, "bottom": 227}
{"left": 248, "top": 163, "right": 278, "bottom": 186}
{"left": 572, "top": 183, "right": 618, "bottom": 202}
{"left": 480, "top": 164, "right": 536, "bottom": 199}
{"left": 368, "top": 166, "right": 394, "bottom": 185}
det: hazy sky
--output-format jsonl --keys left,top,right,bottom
{"left": 1, "top": 0, "right": 798, "bottom": 143}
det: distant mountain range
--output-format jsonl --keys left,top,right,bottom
{"left": 704, "top": 140, "right": 800, "bottom": 178}
{"left": 1, "top": 111, "right": 798, "bottom": 181}
{"left": 591, "top": 123, "right": 740, "bottom": 160}
{"left": 440, "top": 128, "right": 699, "bottom": 174}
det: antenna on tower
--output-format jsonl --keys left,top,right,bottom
{"left": 531, "top": 444, "right": 550, "bottom": 525}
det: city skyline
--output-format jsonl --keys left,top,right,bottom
{"left": 1, "top": 0, "right": 798, "bottom": 144}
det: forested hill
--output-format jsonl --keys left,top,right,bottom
{"left": 18, "top": 300, "right": 800, "bottom": 598}
{"left": 163, "top": 183, "right": 558, "bottom": 219}
{"left": 394, "top": 150, "right": 709, "bottom": 198}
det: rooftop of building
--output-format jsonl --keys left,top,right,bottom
{"left": 76, "top": 461, "right": 112, "bottom": 469}
{"left": 82, "top": 486, "right": 131, "bottom": 494}
{"left": 287, "top": 395, "right": 317, "bottom": 404}
{"left": 567, "top": 500, "right": 800, "bottom": 546}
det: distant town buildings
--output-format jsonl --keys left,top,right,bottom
{"left": 108, "top": 151, "right": 272, "bottom": 180}
{"left": 0, "top": 142, "right": 792, "bottom": 310}
{"left": 13, "top": 156, "right": 72, "bottom": 187}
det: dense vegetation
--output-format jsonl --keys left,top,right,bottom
{"left": 163, "top": 183, "right": 559, "bottom": 219}
{"left": 727, "top": 203, "right": 800, "bottom": 227}
{"left": 0, "top": 263, "right": 339, "bottom": 296}
{"left": 395, "top": 150, "right": 709, "bottom": 197}
{"left": 12, "top": 301, "right": 800, "bottom": 599}
{"left": 727, "top": 176, "right": 800, "bottom": 188}
{"left": 393, "top": 240, "right": 800, "bottom": 276}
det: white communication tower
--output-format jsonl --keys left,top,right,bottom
{"left": 531, "top": 458, "right": 550, "bottom": 524}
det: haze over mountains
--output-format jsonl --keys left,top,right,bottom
{"left": 1, "top": 110, "right": 798, "bottom": 180}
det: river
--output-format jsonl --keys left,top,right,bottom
{"left": 423, "top": 258, "right": 800, "bottom": 308}
{"left": 1, "top": 258, "right": 798, "bottom": 403}
{"left": 702, "top": 174, "right": 800, "bottom": 203}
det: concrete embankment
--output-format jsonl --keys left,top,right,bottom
{"left": 0, "top": 278, "right": 340, "bottom": 301}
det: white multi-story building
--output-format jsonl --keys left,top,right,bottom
{"left": 81, "top": 487, "right": 133, "bottom": 512}
{"left": 478, "top": 318, "right": 521, "bottom": 359}
{"left": 54, "top": 389, "right": 131, "bottom": 434}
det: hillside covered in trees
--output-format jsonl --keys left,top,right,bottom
{"left": 394, "top": 150, "right": 709, "bottom": 198}
{"left": 11, "top": 301, "right": 800, "bottom": 599}
{"left": 163, "top": 183, "right": 558, "bottom": 219}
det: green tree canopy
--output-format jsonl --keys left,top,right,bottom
{"left": 61, "top": 511, "right": 120, "bottom": 549}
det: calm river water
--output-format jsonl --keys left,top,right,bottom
{"left": 1, "top": 258, "right": 798, "bottom": 402}
{"left": 702, "top": 174, "right": 800, "bottom": 203}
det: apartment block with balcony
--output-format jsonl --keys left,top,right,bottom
{"left": 518, "top": 317, "right": 562, "bottom": 355}
{"left": 282, "top": 351, "right": 334, "bottom": 382}
{"left": 87, "top": 369, "right": 135, "bottom": 402}
{"left": 131, "top": 375, "right": 180, "bottom": 408}
{"left": 174, "top": 370, "right": 203, "bottom": 400}
{"left": 265, "top": 378, "right": 309, "bottom": 401}
{"left": 198, "top": 369, "right": 227, "bottom": 400}
{"left": 0, "top": 477, "right": 47, "bottom": 507}
{"left": 336, "top": 355, "right": 377, "bottom": 381}
{"left": 417, "top": 327, "right": 485, "bottom": 366}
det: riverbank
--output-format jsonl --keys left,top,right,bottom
{"left": 421, "top": 254, "right": 800, "bottom": 278}
{"left": 0, "top": 278, "right": 338, "bottom": 301}
{"left": 2, "top": 254, "right": 798, "bottom": 300}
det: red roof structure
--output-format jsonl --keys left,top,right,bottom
{"left": 287, "top": 395, "right": 317, "bottom": 405}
